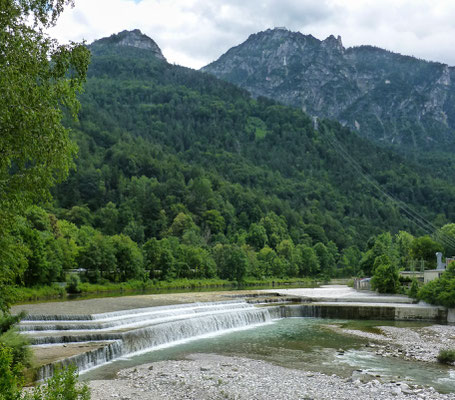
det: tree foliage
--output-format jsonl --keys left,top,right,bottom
{"left": 371, "top": 262, "right": 400, "bottom": 294}
{"left": 0, "top": 0, "right": 90, "bottom": 311}
{"left": 418, "top": 262, "right": 455, "bottom": 308}
{"left": 5, "top": 28, "right": 455, "bottom": 298}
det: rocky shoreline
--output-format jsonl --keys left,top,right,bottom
{"left": 89, "top": 353, "right": 455, "bottom": 400}
{"left": 328, "top": 324, "right": 455, "bottom": 364}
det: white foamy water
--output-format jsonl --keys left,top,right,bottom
{"left": 21, "top": 301, "right": 272, "bottom": 379}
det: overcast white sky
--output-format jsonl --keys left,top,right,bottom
{"left": 49, "top": 0, "right": 455, "bottom": 69}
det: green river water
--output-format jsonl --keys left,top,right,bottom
{"left": 81, "top": 318, "right": 455, "bottom": 393}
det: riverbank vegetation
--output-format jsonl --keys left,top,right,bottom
{"left": 356, "top": 228, "right": 455, "bottom": 302}
{"left": 437, "top": 349, "right": 455, "bottom": 365}
{"left": 418, "top": 262, "right": 455, "bottom": 307}
{"left": 0, "top": 0, "right": 92, "bottom": 397}
{"left": 13, "top": 277, "right": 315, "bottom": 304}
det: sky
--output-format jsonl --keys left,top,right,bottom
{"left": 49, "top": 0, "right": 455, "bottom": 69}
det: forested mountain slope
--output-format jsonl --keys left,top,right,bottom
{"left": 53, "top": 29, "right": 455, "bottom": 254}
{"left": 203, "top": 28, "right": 455, "bottom": 153}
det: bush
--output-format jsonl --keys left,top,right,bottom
{"left": 371, "top": 262, "right": 400, "bottom": 294}
{"left": 0, "top": 328, "right": 30, "bottom": 368}
{"left": 418, "top": 263, "right": 455, "bottom": 307}
{"left": 24, "top": 365, "right": 90, "bottom": 400}
{"left": 407, "top": 279, "right": 420, "bottom": 299}
{"left": 437, "top": 349, "right": 455, "bottom": 364}
{"left": 0, "top": 312, "right": 30, "bottom": 368}
{"left": 0, "top": 344, "right": 22, "bottom": 400}
{"left": 66, "top": 275, "right": 82, "bottom": 294}
{"left": 0, "top": 346, "right": 90, "bottom": 400}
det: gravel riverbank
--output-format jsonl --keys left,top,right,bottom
{"left": 328, "top": 324, "right": 455, "bottom": 364}
{"left": 89, "top": 353, "right": 455, "bottom": 400}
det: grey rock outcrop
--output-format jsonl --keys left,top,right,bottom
{"left": 202, "top": 28, "right": 455, "bottom": 151}
{"left": 91, "top": 29, "right": 166, "bottom": 61}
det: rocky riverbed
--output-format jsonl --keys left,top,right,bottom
{"left": 328, "top": 324, "right": 455, "bottom": 364}
{"left": 89, "top": 353, "right": 455, "bottom": 399}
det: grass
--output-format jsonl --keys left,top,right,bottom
{"left": 437, "top": 349, "right": 455, "bottom": 364}
{"left": 12, "top": 277, "right": 318, "bottom": 304}
{"left": 13, "top": 284, "right": 66, "bottom": 303}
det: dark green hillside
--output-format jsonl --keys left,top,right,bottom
{"left": 11, "top": 30, "right": 455, "bottom": 289}
{"left": 60, "top": 34, "right": 453, "bottom": 241}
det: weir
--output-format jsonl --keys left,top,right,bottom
{"left": 267, "top": 302, "right": 448, "bottom": 321}
{"left": 21, "top": 301, "right": 272, "bottom": 380}
{"left": 18, "top": 287, "right": 450, "bottom": 381}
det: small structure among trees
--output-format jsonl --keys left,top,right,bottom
{"left": 423, "top": 252, "right": 455, "bottom": 283}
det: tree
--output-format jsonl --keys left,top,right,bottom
{"left": 111, "top": 234, "right": 144, "bottom": 282}
{"left": 0, "top": 344, "right": 22, "bottom": 400}
{"left": 0, "top": 349, "right": 90, "bottom": 400}
{"left": 338, "top": 245, "right": 362, "bottom": 277}
{"left": 166, "top": 212, "right": 195, "bottom": 238}
{"left": 213, "top": 244, "right": 247, "bottom": 282}
{"left": 410, "top": 236, "right": 443, "bottom": 269}
{"left": 95, "top": 202, "right": 119, "bottom": 235}
{"left": 438, "top": 223, "right": 455, "bottom": 256}
{"left": 360, "top": 232, "right": 396, "bottom": 276}
{"left": 314, "top": 242, "right": 335, "bottom": 277}
{"left": 203, "top": 210, "right": 225, "bottom": 235}
{"left": 0, "top": 0, "right": 90, "bottom": 310}
{"left": 143, "top": 238, "right": 176, "bottom": 280}
{"left": 395, "top": 231, "right": 414, "bottom": 269}
{"left": 295, "top": 244, "right": 320, "bottom": 277}
{"left": 371, "top": 261, "right": 400, "bottom": 294}
{"left": 277, "top": 239, "right": 297, "bottom": 276}
{"left": 260, "top": 212, "right": 288, "bottom": 249}
{"left": 418, "top": 262, "right": 455, "bottom": 307}
{"left": 179, "top": 245, "right": 216, "bottom": 278}
{"left": 77, "top": 233, "right": 116, "bottom": 283}
{"left": 246, "top": 223, "right": 268, "bottom": 250}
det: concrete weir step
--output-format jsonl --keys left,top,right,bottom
{"left": 268, "top": 302, "right": 448, "bottom": 322}
{"left": 260, "top": 285, "right": 448, "bottom": 322}
{"left": 262, "top": 285, "right": 416, "bottom": 304}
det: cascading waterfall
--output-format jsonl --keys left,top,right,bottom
{"left": 21, "top": 301, "right": 272, "bottom": 380}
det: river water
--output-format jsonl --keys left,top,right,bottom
{"left": 81, "top": 317, "right": 455, "bottom": 393}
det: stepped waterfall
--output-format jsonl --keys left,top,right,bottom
{"left": 20, "top": 301, "right": 272, "bottom": 380}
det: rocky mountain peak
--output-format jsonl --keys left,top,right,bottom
{"left": 92, "top": 29, "right": 166, "bottom": 61}
{"left": 322, "top": 34, "right": 344, "bottom": 52}
{"left": 203, "top": 29, "right": 455, "bottom": 152}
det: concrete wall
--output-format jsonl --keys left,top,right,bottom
{"left": 266, "top": 303, "right": 448, "bottom": 322}
{"left": 424, "top": 270, "right": 444, "bottom": 283}
{"left": 448, "top": 309, "right": 455, "bottom": 324}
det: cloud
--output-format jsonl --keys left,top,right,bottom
{"left": 49, "top": 0, "right": 455, "bottom": 69}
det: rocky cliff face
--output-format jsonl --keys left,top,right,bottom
{"left": 202, "top": 28, "right": 455, "bottom": 151}
{"left": 91, "top": 29, "right": 166, "bottom": 61}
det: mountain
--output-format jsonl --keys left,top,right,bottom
{"left": 11, "top": 27, "right": 448, "bottom": 286}
{"left": 53, "top": 30, "right": 455, "bottom": 249}
{"left": 90, "top": 29, "right": 166, "bottom": 60}
{"left": 202, "top": 28, "right": 455, "bottom": 152}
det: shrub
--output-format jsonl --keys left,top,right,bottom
{"left": 407, "top": 279, "right": 420, "bottom": 299}
{"left": 66, "top": 274, "right": 82, "bottom": 294}
{"left": 24, "top": 365, "right": 90, "bottom": 400}
{"left": 0, "top": 349, "right": 91, "bottom": 400}
{"left": 0, "top": 344, "right": 23, "bottom": 400}
{"left": 0, "top": 312, "right": 30, "bottom": 368}
{"left": 437, "top": 349, "right": 455, "bottom": 364}
{"left": 371, "top": 262, "right": 400, "bottom": 294}
{"left": 418, "top": 264, "right": 455, "bottom": 307}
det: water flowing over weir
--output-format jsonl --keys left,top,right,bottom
{"left": 19, "top": 301, "right": 272, "bottom": 380}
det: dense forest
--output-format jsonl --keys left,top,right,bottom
{"left": 6, "top": 34, "right": 455, "bottom": 292}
